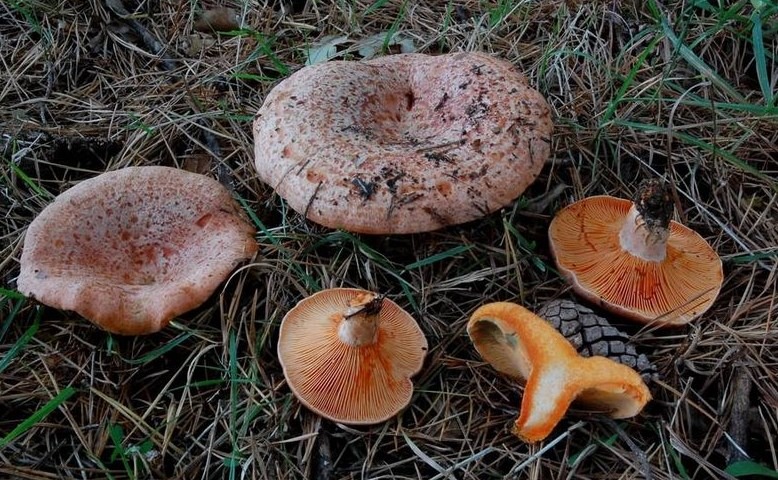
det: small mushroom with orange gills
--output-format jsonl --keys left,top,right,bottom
{"left": 548, "top": 179, "right": 723, "bottom": 326}
{"left": 277, "top": 288, "right": 428, "bottom": 425}
{"left": 17, "top": 166, "right": 258, "bottom": 335}
{"left": 468, "top": 301, "right": 651, "bottom": 443}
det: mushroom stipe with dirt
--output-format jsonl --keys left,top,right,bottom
{"left": 277, "top": 288, "right": 428, "bottom": 425}
{"left": 548, "top": 179, "right": 724, "bottom": 327}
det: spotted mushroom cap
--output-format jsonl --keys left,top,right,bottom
{"left": 277, "top": 288, "right": 428, "bottom": 425}
{"left": 17, "top": 166, "right": 258, "bottom": 335}
{"left": 253, "top": 51, "right": 553, "bottom": 234}
{"left": 548, "top": 196, "right": 723, "bottom": 326}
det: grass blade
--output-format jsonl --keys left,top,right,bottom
{"left": 727, "top": 249, "right": 778, "bottom": 264}
{"left": 600, "top": 32, "right": 663, "bottom": 125}
{"left": 614, "top": 119, "right": 775, "bottom": 187}
{"left": 228, "top": 329, "right": 240, "bottom": 480}
{"left": 108, "top": 423, "right": 133, "bottom": 478}
{"left": 364, "top": 0, "right": 389, "bottom": 15}
{"left": 660, "top": 17, "right": 746, "bottom": 102}
{"left": 7, "top": 160, "right": 53, "bottom": 199}
{"left": 120, "top": 333, "right": 192, "bottom": 365}
{"left": 726, "top": 460, "right": 778, "bottom": 478}
{"left": 0, "top": 386, "right": 77, "bottom": 449}
{"left": 0, "top": 298, "right": 25, "bottom": 343}
{"left": 750, "top": 10, "right": 774, "bottom": 106}
{"left": 0, "top": 288, "right": 25, "bottom": 300}
{"left": 404, "top": 245, "right": 472, "bottom": 270}
{"left": 0, "top": 306, "right": 40, "bottom": 374}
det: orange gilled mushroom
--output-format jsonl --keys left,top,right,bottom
{"left": 468, "top": 302, "right": 650, "bottom": 443}
{"left": 17, "top": 166, "right": 258, "bottom": 335}
{"left": 548, "top": 179, "right": 723, "bottom": 326}
{"left": 277, "top": 288, "right": 428, "bottom": 425}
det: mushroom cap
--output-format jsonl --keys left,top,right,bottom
{"left": 277, "top": 288, "right": 428, "bottom": 425}
{"left": 468, "top": 302, "right": 650, "bottom": 442}
{"left": 17, "top": 166, "right": 258, "bottom": 335}
{"left": 253, "top": 51, "right": 553, "bottom": 234}
{"left": 548, "top": 196, "right": 723, "bottom": 326}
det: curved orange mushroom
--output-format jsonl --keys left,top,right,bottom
{"left": 548, "top": 180, "right": 723, "bottom": 326}
{"left": 468, "top": 302, "right": 651, "bottom": 443}
{"left": 277, "top": 288, "right": 428, "bottom": 425}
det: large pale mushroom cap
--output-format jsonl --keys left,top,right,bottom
{"left": 17, "top": 166, "right": 258, "bottom": 335}
{"left": 277, "top": 288, "right": 428, "bottom": 425}
{"left": 253, "top": 51, "right": 553, "bottom": 234}
{"left": 548, "top": 195, "right": 723, "bottom": 326}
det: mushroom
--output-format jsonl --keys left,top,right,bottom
{"left": 17, "top": 166, "right": 258, "bottom": 335}
{"left": 548, "top": 179, "right": 723, "bottom": 326}
{"left": 253, "top": 51, "right": 553, "bottom": 234}
{"left": 537, "top": 299, "right": 657, "bottom": 383}
{"left": 468, "top": 302, "right": 651, "bottom": 443}
{"left": 277, "top": 288, "right": 428, "bottom": 424}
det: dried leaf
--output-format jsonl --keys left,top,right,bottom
{"left": 305, "top": 35, "right": 350, "bottom": 65}
{"left": 356, "top": 32, "right": 416, "bottom": 59}
{"left": 193, "top": 8, "right": 240, "bottom": 33}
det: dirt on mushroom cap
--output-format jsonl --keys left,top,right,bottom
{"left": 253, "top": 51, "right": 553, "bottom": 234}
{"left": 17, "top": 166, "right": 258, "bottom": 335}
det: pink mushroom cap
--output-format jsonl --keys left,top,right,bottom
{"left": 17, "top": 166, "right": 258, "bottom": 335}
{"left": 253, "top": 51, "right": 553, "bottom": 234}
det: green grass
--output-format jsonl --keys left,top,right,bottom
{"left": 0, "top": 304, "right": 38, "bottom": 375}
{"left": 0, "top": 386, "right": 77, "bottom": 450}
{"left": 727, "top": 460, "right": 778, "bottom": 478}
{"left": 6, "top": 158, "right": 53, "bottom": 199}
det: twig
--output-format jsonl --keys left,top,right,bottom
{"left": 181, "top": 83, "right": 235, "bottom": 192}
{"left": 603, "top": 418, "right": 653, "bottom": 480}
{"left": 101, "top": 0, "right": 233, "bottom": 194}
{"left": 524, "top": 183, "right": 568, "bottom": 213}
{"left": 726, "top": 364, "right": 752, "bottom": 464}
{"left": 415, "top": 139, "right": 466, "bottom": 153}
{"left": 311, "top": 425, "right": 332, "bottom": 480}
{"left": 104, "top": 0, "right": 177, "bottom": 72}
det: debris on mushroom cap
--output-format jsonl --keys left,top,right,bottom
{"left": 468, "top": 302, "right": 651, "bottom": 443}
{"left": 548, "top": 181, "right": 723, "bottom": 326}
{"left": 253, "top": 51, "right": 553, "bottom": 234}
{"left": 17, "top": 166, "right": 258, "bottom": 335}
{"left": 277, "top": 288, "right": 428, "bottom": 425}
{"left": 537, "top": 299, "right": 657, "bottom": 383}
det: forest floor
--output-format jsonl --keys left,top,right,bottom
{"left": 1, "top": 0, "right": 777, "bottom": 479}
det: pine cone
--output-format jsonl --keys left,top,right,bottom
{"left": 537, "top": 299, "right": 657, "bottom": 383}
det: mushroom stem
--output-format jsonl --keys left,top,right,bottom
{"left": 338, "top": 293, "right": 382, "bottom": 347}
{"left": 618, "top": 205, "right": 669, "bottom": 262}
{"left": 619, "top": 179, "right": 674, "bottom": 262}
